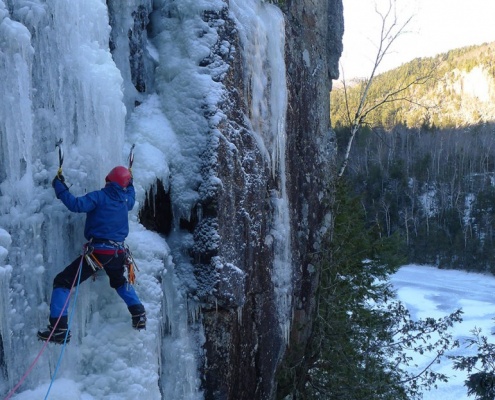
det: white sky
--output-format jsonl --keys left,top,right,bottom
{"left": 340, "top": 0, "right": 495, "bottom": 79}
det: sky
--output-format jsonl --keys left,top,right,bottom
{"left": 340, "top": 0, "right": 495, "bottom": 79}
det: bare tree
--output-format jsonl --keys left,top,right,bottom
{"left": 336, "top": 0, "right": 436, "bottom": 178}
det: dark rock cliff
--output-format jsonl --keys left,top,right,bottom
{"left": 277, "top": 0, "right": 343, "bottom": 396}
{"left": 109, "top": 0, "right": 343, "bottom": 398}
{"left": 198, "top": 1, "right": 343, "bottom": 397}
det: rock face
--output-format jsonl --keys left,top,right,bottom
{"left": 278, "top": 0, "right": 343, "bottom": 396}
{"left": 196, "top": 1, "right": 342, "bottom": 398}
{"left": 111, "top": 0, "right": 343, "bottom": 398}
{"left": 194, "top": 7, "right": 285, "bottom": 398}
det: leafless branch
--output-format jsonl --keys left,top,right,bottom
{"left": 337, "top": 0, "right": 426, "bottom": 178}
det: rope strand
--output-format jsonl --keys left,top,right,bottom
{"left": 3, "top": 255, "right": 84, "bottom": 400}
{"left": 44, "top": 255, "right": 84, "bottom": 399}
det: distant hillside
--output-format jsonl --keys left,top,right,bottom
{"left": 331, "top": 42, "right": 495, "bottom": 129}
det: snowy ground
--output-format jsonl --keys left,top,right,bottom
{"left": 391, "top": 264, "right": 495, "bottom": 400}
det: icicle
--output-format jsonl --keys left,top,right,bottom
{"left": 237, "top": 305, "right": 243, "bottom": 324}
{"left": 0, "top": 228, "right": 13, "bottom": 390}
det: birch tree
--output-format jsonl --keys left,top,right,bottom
{"left": 335, "top": 0, "right": 436, "bottom": 178}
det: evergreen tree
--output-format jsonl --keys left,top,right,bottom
{"left": 451, "top": 328, "right": 495, "bottom": 400}
{"left": 281, "top": 182, "right": 463, "bottom": 399}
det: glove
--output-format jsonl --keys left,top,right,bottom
{"left": 52, "top": 175, "right": 69, "bottom": 199}
{"left": 52, "top": 173, "right": 67, "bottom": 189}
{"left": 128, "top": 168, "right": 133, "bottom": 187}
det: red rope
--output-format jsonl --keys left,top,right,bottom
{"left": 3, "top": 255, "right": 84, "bottom": 400}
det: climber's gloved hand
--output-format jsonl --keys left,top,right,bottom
{"left": 52, "top": 173, "right": 68, "bottom": 190}
{"left": 128, "top": 168, "right": 134, "bottom": 187}
{"left": 52, "top": 173, "right": 69, "bottom": 199}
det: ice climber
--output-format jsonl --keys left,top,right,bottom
{"left": 37, "top": 166, "right": 146, "bottom": 344}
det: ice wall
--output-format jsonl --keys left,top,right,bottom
{"left": 0, "top": 0, "right": 297, "bottom": 397}
{"left": 0, "top": 0, "right": 164, "bottom": 398}
{"left": 0, "top": 0, "right": 129, "bottom": 391}
{"left": 0, "top": 0, "right": 235, "bottom": 397}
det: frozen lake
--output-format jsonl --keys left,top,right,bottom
{"left": 392, "top": 264, "right": 495, "bottom": 399}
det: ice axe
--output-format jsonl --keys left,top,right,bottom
{"left": 128, "top": 144, "right": 135, "bottom": 175}
{"left": 55, "top": 139, "right": 64, "bottom": 177}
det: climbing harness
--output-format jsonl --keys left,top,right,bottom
{"left": 85, "top": 239, "right": 139, "bottom": 285}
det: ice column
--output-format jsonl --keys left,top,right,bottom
{"left": 160, "top": 255, "right": 203, "bottom": 400}
{"left": 0, "top": 0, "right": 128, "bottom": 391}
{"left": 229, "top": 0, "right": 292, "bottom": 341}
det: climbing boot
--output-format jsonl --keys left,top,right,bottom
{"left": 132, "top": 312, "right": 146, "bottom": 330}
{"left": 37, "top": 325, "right": 71, "bottom": 344}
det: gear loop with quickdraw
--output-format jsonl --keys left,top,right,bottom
{"left": 123, "top": 244, "right": 139, "bottom": 285}
{"left": 83, "top": 241, "right": 105, "bottom": 274}
{"left": 83, "top": 240, "right": 139, "bottom": 285}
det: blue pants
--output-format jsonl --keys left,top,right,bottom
{"left": 49, "top": 252, "right": 144, "bottom": 328}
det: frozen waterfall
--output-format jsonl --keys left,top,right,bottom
{"left": 0, "top": 0, "right": 291, "bottom": 398}
{"left": 229, "top": 0, "right": 292, "bottom": 342}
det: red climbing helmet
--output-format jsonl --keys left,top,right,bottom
{"left": 105, "top": 166, "right": 132, "bottom": 188}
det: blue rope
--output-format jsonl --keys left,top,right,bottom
{"left": 44, "top": 256, "right": 84, "bottom": 400}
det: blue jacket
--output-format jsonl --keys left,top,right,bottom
{"left": 53, "top": 179, "right": 135, "bottom": 242}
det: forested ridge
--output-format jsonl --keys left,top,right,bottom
{"left": 332, "top": 41, "right": 495, "bottom": 130}
{"left": 332, "top": 41, "right": 495, "bottom": 273}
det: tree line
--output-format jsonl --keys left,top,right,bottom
{"left": 277, "top": 124, "right": 495, "bottom": 398}
{"left": 339, "top": 122, "right": 495, "bottom": 272}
